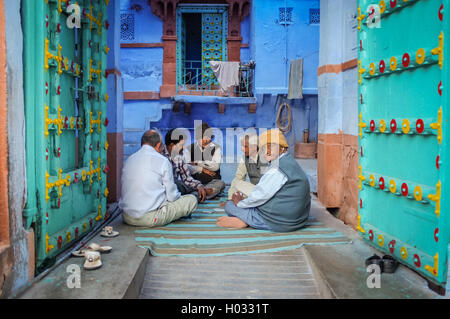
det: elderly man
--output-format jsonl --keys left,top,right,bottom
{"left": 227, "top": 133, "right": 268, "bottom": 200}
{"left": 165, "top": 128, "right": 215, "bottom": 202}
{"left": 218, "top": 129, "right": 311, "bottom": 232}
{"left": 184, "top": 122, "right": 225, "bottom": 199}
{"left": 119, "top": 130, "right": 197, "bottom": 227}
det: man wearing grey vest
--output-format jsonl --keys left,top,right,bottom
{"left": 218, "top": 129, "right": 311, "bottom": 232}
{"left": 227, "top": 133, "right": 269, "bottom": 200}
{"left": 183, "top": 122, "right": 225, "bottom": 199}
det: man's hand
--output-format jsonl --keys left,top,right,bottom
{"left": 205, "top": 188, "right": 215, "bottom": 197}
{"left": 202, "top": 167, "right": 216, "bottom": 177}
{"left": 232, "top": 192, "right": 245, "bottom": 205}
{"left": 197, "top": 186, "right": 207, "bottom": 203}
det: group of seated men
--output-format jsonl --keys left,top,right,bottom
{"left": 119, "top": 122, "right": 311, "bottom": 232}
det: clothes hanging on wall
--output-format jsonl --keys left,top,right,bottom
{"left": 209, "top": 61, "right": 240, "bottom": 93}
{"left": 288, "top": 58, "right": 304, "bottom": 99}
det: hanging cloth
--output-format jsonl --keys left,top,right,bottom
{"left": 209, "top": 61, "right": 240, "bottom": 93}
{"left": 288, "top": 58, "right": 304, "bottom": 99}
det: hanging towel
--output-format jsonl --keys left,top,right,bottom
{"left": 209, "top": 61, "right": 240, "bottom": 93}
{"left": 288, "top": 58, "right": 304, "bottom": 99}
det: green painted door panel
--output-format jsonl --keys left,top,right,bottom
{"left": 357, "top": 0, "right": 449, "bottom": 288}
{"left": 23, "top": 0, "right": 110, "bottom": 271}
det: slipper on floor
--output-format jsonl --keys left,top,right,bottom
{"left": 365, "top": 254, "right": 384, "bottom": 272}
{"left": 100, "top": 226, "right": 119, "bottom": 238}
{"left": 71, "top": 243, "right": 112, "bottom": 257}
{"left": 86, "top": 243, "right": 112, "bottom": 253}
{"left": 83, "top": 251, "right": 102, "bottom": 270}
{"left": 382, "top": 255, "right": 399, "bottom": 273}
{"left": 72, "top": 248, "right": 88, "bottom": 257}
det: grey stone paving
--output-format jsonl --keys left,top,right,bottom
{"left": 140, "top": 248, "right": 322, "bottom": 299}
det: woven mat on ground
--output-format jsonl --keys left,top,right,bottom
{"left": 135, "top": 190, "right": 351, "bottom": 257}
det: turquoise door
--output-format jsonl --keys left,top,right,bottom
{"left": 176, "top": 5, "right": 228, "bottom": 89}
{"left": 23, "top": 0, "right": 109, "bottom": 271}
{"left": 201, "top": 13, "right": 226, "bottom": 84}
{"left": 357, "top": 0, "right": 449, "bottom": 290}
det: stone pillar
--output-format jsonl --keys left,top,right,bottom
{"left": 106, "top": 0, "right": 124, "bottom": 203}
{"left": 226, "top": 0, "right": 250, "bottom": 62}
{"left": 317, "top": 0, "right": 359, "bottom": 228}
{"left": 148, "top": 0, "right": 179, "bottom": 97}
{"left": 160, "top": 35, "right": 177, "bottom": 97}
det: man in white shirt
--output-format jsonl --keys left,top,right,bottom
{"left": 218, "top": 129, "right": 311, "bottom": 232}
{"left": 119, "top": 130, "right": 198, "bottom": 227}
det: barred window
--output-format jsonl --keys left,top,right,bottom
{"left": 279, "top": 7, "right": 293, "bottom": 25}
{"left": 310, "top": 8, "right": 320, "bottom": 24}
{"left": 120, "top": 13, "right": 135, "bottom": 41}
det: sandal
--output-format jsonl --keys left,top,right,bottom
{"left": 83, "top": 251, "right": 102, "bottom": 270}
{"left": 382, "top": 255, "right": 399, "bottom": 273}
{"left": 86, "top": 243, "right": 112, "bottom": 253}
{"left": 100, "top": 226, "right": 119, "bottom": 238}
{"left": 365, "top": 254, "right": 384, "bottom": 272}
{"left": 71, "top": 243, "right": 112, "bottom": 257}
{"left": 72, "top": 248, "right": 88, "bottom": 257}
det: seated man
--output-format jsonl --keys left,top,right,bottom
{"left": 165, "top": 128, "right": 215, "bottom": 203}
{"left": 184, "top": 122, "right": 225, "bottom": 199}
{"left": 218, "top": 128, "right": 311, "bottom": 232}
{"left": 119, "top": 130, "right": 197, "bottom": 227}
{"left": 227, "top": 133, "right": 268, "bottom": 200}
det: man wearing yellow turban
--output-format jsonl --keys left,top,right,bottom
{"left": 217, "top": 129, "right": 311, "bottom": 232}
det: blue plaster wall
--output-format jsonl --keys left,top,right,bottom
{"left": 3, "top": 0, "right": 31, "bottom": 297}
{"left": 120, "top": 0, "right": 320, "bottom": 166}
{"left": 120, "top": 0, "right": 163, "bottom": 92}
{"left": 251, "top": 0, "right": 319, "bottom": 95}
{"left": 318, "top": 0, "right": 358, "bottom": 136}
{"left": 107, "top": 0, "right": 124, "bottom": 134}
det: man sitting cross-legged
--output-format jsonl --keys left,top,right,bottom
{"left": 184, "top": 122, "right": 226, "bottom": 199}
{"left": 227, "top": 132, "right": 268, "bottom": 201}
{"left": 217, "top": 128, "right": 311, "bottom": 232}
{"left": 119, "top": 130, "right": 198, "bottom": 227}
{"left": 165, "top": 128, "right": 215, "bottom": 203}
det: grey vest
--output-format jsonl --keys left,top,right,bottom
{"left": 257, "top": 153, "right": 311, "bottom": 232}
{"left": 244, "top": 155, "right": 268, "bottom": 185}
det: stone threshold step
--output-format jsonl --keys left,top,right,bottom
{"left": 18, "top": 211, "right": 148, "bottom": 299}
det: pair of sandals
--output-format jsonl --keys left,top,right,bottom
{"left": 365, "top": 254, "right": 399, "bottom": 273}
{"left": 71, "top": 226, "right": 119, "bottom": 270}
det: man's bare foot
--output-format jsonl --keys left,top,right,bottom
{"left": 216, "top": 216, "right": 248, "bottom": 228}
{"left": 217, "top": 216, "right": 226, "bottom": 222}
{"left": 220, "top": 202, "right": 227, "bottom": 207}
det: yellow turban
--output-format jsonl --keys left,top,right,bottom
{"left": 258, "top": 128, "right": 289, "bottom": 148}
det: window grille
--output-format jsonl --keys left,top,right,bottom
{"left": 309, "top": 8, "right": 320, "bottom": 24}
{"left": 279, "top": 7, "right": 293, "bottom": 25}
{"left": 120, "top": 13, "right": 135, "bottom": 40}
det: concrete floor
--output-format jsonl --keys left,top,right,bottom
{"left": 140, "top": 249, "right": 322, "bottom": 299}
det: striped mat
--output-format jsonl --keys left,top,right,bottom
{"left": 135, "top": 191, "right": 351, "bottom": 257}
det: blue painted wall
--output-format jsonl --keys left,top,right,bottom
{"left": 120, "top": 0, "right": 163, "bottom": 92}
{"left": 107, "top": 0, "right": 124, "bottom": 134}
{"left": 251, "top": 0, "right": 319, "bottom": 95}
{"left": 3, "top": 0, "right": 32, "bottom": 297}
{"left": 120, "top": 0, "right": 320, "bottom": 166}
